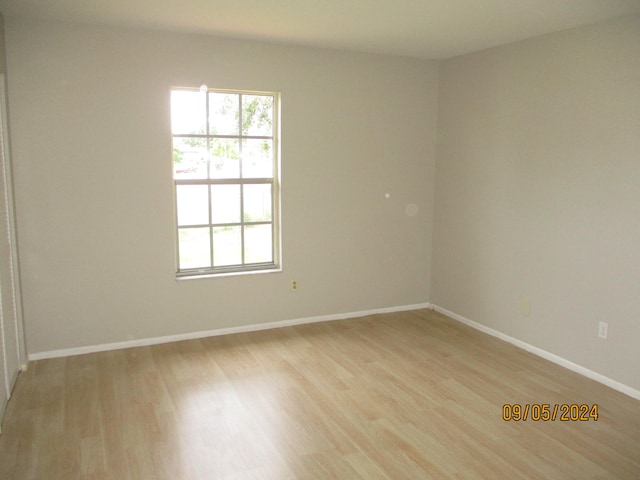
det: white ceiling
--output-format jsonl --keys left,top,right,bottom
{"left": 0, "top": 0, "right": 639, "bottom": 59}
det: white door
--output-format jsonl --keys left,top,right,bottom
{"left": 0, "top": 73, "right": 25, "bottom": 432}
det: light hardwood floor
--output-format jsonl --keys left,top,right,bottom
{"left": 1, "top": 309, "right": 639, "bottom": 479}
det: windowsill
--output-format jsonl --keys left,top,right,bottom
{"left": 176, "top": 266, "right": 282, "bottom": 281}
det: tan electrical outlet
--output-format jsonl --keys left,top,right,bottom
{"left": 291, "top": 280, "right": 298, "bottom": 292}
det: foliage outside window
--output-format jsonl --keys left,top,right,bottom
{"left": 171, "top": 87, "right": 280, "bottom": 277}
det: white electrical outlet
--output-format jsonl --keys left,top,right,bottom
{"left": 598, "top": 321, "right": 608, "bottom": 340}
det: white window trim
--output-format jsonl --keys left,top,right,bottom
{"left": 171, "top": 87, "right": 281, "bottom": 278}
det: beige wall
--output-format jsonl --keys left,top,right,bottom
{"left": 433, "top": 15, "right": 640, "bottom": 390}
{"left": 5, "top": 18, "right": 438, "bottom": 355}
{"left": 4, "top": 13, "right": 639, "bottom": 392}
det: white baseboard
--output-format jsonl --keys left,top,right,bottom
{"left": 28, "top": 302, "right": 432, "bottom": 361}
{"left": 0, "top": 363, "right": 20, "bottom": 435}
{"left": 432, "top": 305, "right": 640, "bottom": 401}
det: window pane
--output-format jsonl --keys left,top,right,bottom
{"left": 176, "top": 185, "right": 209, "bottom": 226}
{"left": 242, "top": 139, "right": 273, "bottom": 178}
{"left": 242, "top": 95, "right": 273, "bottom": 136}
{"left": 211, "top": 185, "right": 241, "bottom": 224}
{"left": 243, "top": 184, "right": 272, "bottom": 222}
{"left": 173, "top": 137, "right": 207, "bottom": 179}
{"left": 171, "top": 90, "right": 206, "bottom": 135}
{"left": 172, "top": 88, "right": 279, "bottom": 277}
{"left": 210, "top": 138, "right": 240, "bottom": 179}
{"left": 178, "top": 227, "right": 211, "bottom": 269}
{"left": 209, "top": 92, "right": 239, "bottom": 136}
{"left": 213, "top": 226, "right": 242, "bottom": 267}
{"left": 244, "top": 224, "right": 272, "bottom": 264}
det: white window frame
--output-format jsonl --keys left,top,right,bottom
{"left": 171, "top": 87, "right": 281, "bottom": 278}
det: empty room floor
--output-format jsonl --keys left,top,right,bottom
{"left": 1, "top": 309, "right": 639, "bottom": 479}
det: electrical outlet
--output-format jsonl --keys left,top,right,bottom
{"left": 598, "top": 321, "right": 608, "bottom": 340}
{"left": 291, "top": 280, "right": 298, "bottom": 292}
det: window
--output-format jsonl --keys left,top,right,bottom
{"left": 171, "top": 87, "right": 280, "bottom": 277}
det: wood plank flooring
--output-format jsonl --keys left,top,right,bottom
{"left": 1, "top": 308, "right": 639, "bottom": 479}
